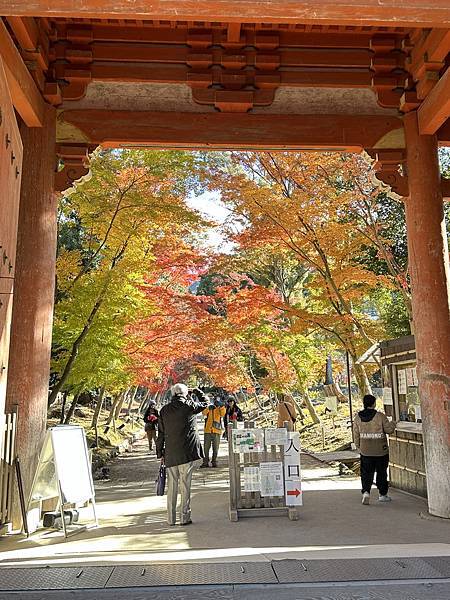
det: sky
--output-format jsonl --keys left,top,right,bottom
{"left": 187, "top": 190, "right": 235, "bottom": 252}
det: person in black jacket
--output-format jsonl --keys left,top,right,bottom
{"left": 143, "top": 401, "right": 159, "bottom": 453}
{"left": 156, "top": 383, "right": 208, "bottom": 526}
{"left": 223, "top": 397, "right": 244, "bottom": 439}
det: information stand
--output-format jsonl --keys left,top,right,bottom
{"left": 228, "top": 421, "right": 302, "bottom": 521}
{"left": 27, "top": 425, "right": 98, "bottom": 538}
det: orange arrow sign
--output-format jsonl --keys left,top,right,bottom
{"left": 287, "top": 488, "right": 301, "bottom": 497}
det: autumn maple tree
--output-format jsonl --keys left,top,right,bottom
{"left": 204, "top": 151, "right": 399, "bottom": 395}
{"left": 50, "top": 149, "right": 206, "bottom": 412}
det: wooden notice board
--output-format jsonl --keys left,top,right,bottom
{"left": 228, "top": 421, "right": 301, "bottom": 521}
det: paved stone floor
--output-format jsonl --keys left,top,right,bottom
{"left": 2, "top": 581, "right": 450, "bottom": 600}
{"left": 1, "top": 428, "right": 450, "bottom": 595}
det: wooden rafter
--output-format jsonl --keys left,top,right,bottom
{"left": 6, "top": 16, "right": 39, "bottom": 50}
{"left": 0, "top": 20, "right": 45, "bottom": 126}
{"left": 1, "top": 1, "right": 450, "bottom": 27}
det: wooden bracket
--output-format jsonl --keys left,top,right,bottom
{"left": 54, "top": 144, "right": 95, "bottom": 192}
{"left": 370, "top": 34, "right": 407, "bottom": 110}
{"left": 188, "top": 29, "right": 281, "bottom": 112}
{"left": 368, "top": 148, "right": 450, "bottom": 199}
{"left": 367, "top": 149, "right": 408, "bottom": 196}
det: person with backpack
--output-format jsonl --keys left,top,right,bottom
{"left": 156, "top": 384, "right": 208, "bottom": 526}
{"left": 143, "top": 400, "right": 159, "bottom": 453}
{"left": 201, "top": 396, "right": 226, "bottom": 468}
{"left": 353, "top": 394, "right": 396, "bottom": 505}
{"left": 277, "top": 394, "right": 297, "bottom": 431}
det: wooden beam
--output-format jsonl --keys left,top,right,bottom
{"left": 57, "top": 110, "right": 403, "bottom": 151}
{"left": 437, "top": 120, "right": 450, "bottom": 145}
{"left": 1, "top": 1, "right": 450, "bottom": 27}
{"left": 418, "top": 68, "right": 450, "bottom": 135}
{"left": 54, "top": 42, "right": 373, "bottom": 69}
{"left": 0, "top": 20, "right": 45, "bottom": 126}
{"left": 54, "top": 25, "right": 381, "bottom": 49}
{"left": 6, "top": 16, "right": 48, "bottom": 71}
{"left": 410, "top": 28, "right": 450, "bottom": 66}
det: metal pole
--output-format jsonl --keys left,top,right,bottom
{"left": 346, "top": 351, "right": 354, "bottom": 442}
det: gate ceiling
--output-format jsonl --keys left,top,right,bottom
{"left": 0, "top": 4, "right": 449, "bottom": 190}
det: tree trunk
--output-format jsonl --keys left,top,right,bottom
{"left": 105, "top": 392, "right": 121, "bottom": 425}
{"left": 106, "top": 390, "right": 128, "bottom": 425}
{"left": 64, "top": 392, "right": 81, "bottom": 424}
{"left": 330, "top": 381, "right": 348, "bottom": 403}
{"left": 60, "top": 392, "right": 68, "bottom": 424}
{"left": 253, "top": 392, "right": 271, "bottom": 425}
{"left": 114, "top": 387, "right": 130, "bottom": 420}
{"left": 127, "top": 386, "right": 139, "bottom": 412}
{"left": 289, "top": 395, "right": 305, "bottom": 423}
{"left": 301, "top": 393, "right": 321, "bottom": 425}
{"left": 287, "top": 356, "right": 321, "bottom": 424}
{"left": 352, "top": 362, "right": 372, "bottom": 397}
{"left": 91, "top": 386, "right": 106, "bottom": 429}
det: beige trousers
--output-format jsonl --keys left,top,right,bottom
{"left": 166, "top": 461, "right": 196, "bottom": 525}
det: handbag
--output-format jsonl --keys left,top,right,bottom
{"left": 155, "top": 464, "right": 166, "bottom": 496}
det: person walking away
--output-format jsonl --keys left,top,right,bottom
{"left": 156, "top": 384, "right": 208, "bottom": 526}
{"left": 201, "top": 396, "right": 226, "bottom": 468}
{"left": 143, "top": 400, "right": 159, "bottom": 453}
{"left": 223, "top": 397, "right": 243, "bottom": 438}
{"left": 353, "top": 394, "right": 396, "bottom": 505}
{"left": 277, "top": 394, "right": 297, "bottom": 431}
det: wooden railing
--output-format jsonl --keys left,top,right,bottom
{"left": 0, "top": 406, "right": 17, "bottom": 533}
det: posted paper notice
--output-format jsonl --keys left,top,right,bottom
{"left": 260, "top": 462, "right": 284, "bottom": 497}
{"left": 264, "top": 428, "right": 288, "bottom": 446}
{"left": 243, "top": 467, "right": 260, "bottom": 492}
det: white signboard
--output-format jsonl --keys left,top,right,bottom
{"left": 324, "top": 395, "right": 338, "bottom": 414}
{"left": 51, "top": 426, "right": 94, "bottom": 504}
{"left": 414, "top": 405, "right": 422, "bottom": 421}
{"left": 265, "top": 428, "right": 288, "bottom": 446}
{"left": 397, "top": 369, "right": 407, "bottom": 395}
{"left": 27, "top": 425, "right": 98, "bottom": 537}
{"left": 284, "top": 432, "right": 302, "bottom": 506}
{"left": 232, "top": 429, "right": 264, "bottom": 453}
{"left": 243, "top": 467, "right": 260, "bottom": 492}
{"left": 382, "top": 387, "right": 393, "bottom": 405}
{"left": 260, "top": 462, "right": 284, "bottom": 497}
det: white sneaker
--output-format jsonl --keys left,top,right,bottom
{"left": 378, "top": 495, "right": 392, "bottom": 502}
{"left": 362, "top": 492, "right": 370, "bottom": 505}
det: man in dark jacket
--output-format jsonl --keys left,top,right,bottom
{"left": 156, "top": 383, "right": 208, "bottom": 526}
{"left": 353, "top": 394, "right": 396, "bottom": 505}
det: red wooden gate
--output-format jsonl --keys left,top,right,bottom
{"left": 0, "top": 55, "right": 23, "bottom": 532}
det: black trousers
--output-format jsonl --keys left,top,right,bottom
{"left": 360, "top": 454, "right": 389, "bottom": 496}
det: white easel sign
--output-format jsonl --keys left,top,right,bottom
{"left": 284, "top": 432, "right": 302, "bottom": 506}
{"left": 27, "top": 425, "right": 98, "bottom": 538}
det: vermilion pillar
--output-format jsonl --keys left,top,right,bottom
{"left": 6, "top": 105, "right": 57, "bottom": 515}
{"left": 404, "top": 111, "right": 450, "bottom": 519}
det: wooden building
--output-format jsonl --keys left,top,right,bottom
{"left": 0, "top": 2, "right": 449, "bottom": 526}
{"left": 380, "top": 335, "right": 427, "bottom": 498}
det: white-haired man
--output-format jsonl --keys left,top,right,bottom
{"left": 156, "top": 384, "right": 208, "bottom": 526}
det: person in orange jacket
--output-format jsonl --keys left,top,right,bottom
{"left": 201, "top": 397, "right": 226, "bottom": 468}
